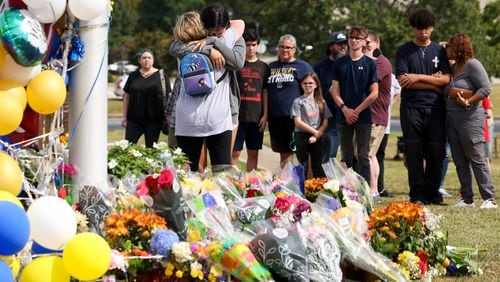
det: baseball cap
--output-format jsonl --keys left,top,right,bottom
{"left": 328, "top": 32, "right": 347, "bottom": 44}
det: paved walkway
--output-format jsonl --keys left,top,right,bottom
{"left": 237, "top": 144, "right": 282, "bottom": 174}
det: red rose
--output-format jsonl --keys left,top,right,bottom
{"left": 145, "top": 175, "right": 158, "bottom": 191}
{"left": 157, "top": 169, "right": 173, "bottom": 189}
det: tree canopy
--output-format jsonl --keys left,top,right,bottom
{"left": 109, "top": 0, "right": 500, "bottom": 78}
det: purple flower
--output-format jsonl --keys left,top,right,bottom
{"left": 326, "top": 198, "right": 342, "bottom": 211}
{"left": 150, "top": 229, "right": 179, "bottom": 256}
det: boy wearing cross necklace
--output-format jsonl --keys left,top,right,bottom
{"left": 395, "top": 7, "right": 451, "bottom": 205}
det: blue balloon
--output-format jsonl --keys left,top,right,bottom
{"left": 31, "top": 241, "right": 62, "bottom": 255}
{"left": 0, "top": 9, "right": 47, "bottom": 67}
{"left": 0, "top": 201, "right": 30, "bottom": 255}
{"left": 0, "top": 261, "right": 14, "bottom": 282}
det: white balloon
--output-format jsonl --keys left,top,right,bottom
{"left": 22, "top": 0, "right": 50, "bottom": 9}
{"left": 68, "top": 0, "right": 107, "bottom": 21}
{"left": 28, "top": 0, "right": 67, "bottom": 24}
{"left": 0, "top": 55, "right": 41, "bottom": 86}
{"left": 27, "top": 196, "right": 77, "bottom": 250}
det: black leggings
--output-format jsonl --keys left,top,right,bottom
{"left": 177, "top": 130, "right": 232, "bottom": 172}
{"left": 125, "top": 119, "right": 162, "bottom": 148}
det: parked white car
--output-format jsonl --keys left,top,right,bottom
{"left": 109, "top": 60, "right": 137, "bottom": 73}
{"left": 114, "top": 74, "right": 129, "bottom": 97}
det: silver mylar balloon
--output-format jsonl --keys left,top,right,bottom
{"left": 0, "top": 9, "right": 47, "bottom": 67}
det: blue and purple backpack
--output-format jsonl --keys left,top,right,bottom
{"left": 179, "top": 53, "right": 226, "bottom": 96}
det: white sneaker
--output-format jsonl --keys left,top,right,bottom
{"left": 480, "top": 199, "right": 498, "bottom": 209}
{"left": 454, "top": 200, "right": 475, "bottom": 207}
{"left": 439, "top": 188, "right": 452, "bottom": 197}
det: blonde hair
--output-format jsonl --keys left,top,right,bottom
{"left": 173, "top": 11, "right": 207, "bottom": 43}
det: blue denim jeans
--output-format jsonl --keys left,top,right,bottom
{"left": 322, "top": 118, "right": 340, "bottom": 163}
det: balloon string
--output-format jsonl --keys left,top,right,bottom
{"left": 67, "top": 18, "right": 110, "bottom": 146}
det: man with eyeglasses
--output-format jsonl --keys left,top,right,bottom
{"left": 313, "top": 31, "right": 348, "bottom": 164}
{"left": 395, "top": 7, "right": 451, "bottom": 205}
{"left": 267, "top": 34, "right": 314, "bottom": 167}
{"left": 330, "top": 26, "right": 378, "bottom": 186}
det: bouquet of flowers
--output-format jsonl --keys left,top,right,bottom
{"left": 136, "top": 167, "right": 187, "bottom": 238}
{"left": 314, "top": 179, "right": 346, "bottom": 212}
{"left": 103, "top": 195, "right": 168, "bottom": 277}
{"left": 368, "top": 201, "right": 448, "bottom": 280}
{"left": 185, "top": 191, "right": 234, "bottom": 240}
{"left": 107, "top": 140, "right": 189, "bottom": 179}
{"left": 103, "top": 207, "right": 167, "bottom": 254}
{"left": 304, "top": 177, "right": 327, "bottom": 202}
{"left": 55, "top": 163, "right": 78, "bottom": 205}
{"left": 193, "top": 238, "right": 273, "bottom": 281}
{"left": 270, "top": 193, "right": 311, "bottom": 227}
{"left": 322, "top": 159, "right": 373, "bottom": 215}
{"left": 314, "top": 205, "right": 407, "bottom": 282}
{"left": 164, "top": 241, "right": 207, "bottom": 281}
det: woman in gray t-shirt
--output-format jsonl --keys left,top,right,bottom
{"left": 443, "top": 33, "right": 496, "bottom": 209}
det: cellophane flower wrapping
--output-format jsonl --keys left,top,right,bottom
{"left": 185, "top": 190, "right": 234, "bottom": 240}
{"left": 298, "top": 213, "right": 342, "bottom": 282}
{"left": 279, "top": 157, "right": 305, "bottom": 195}
{"left": 192, "top": 238, "right": 272, "bottom": 281}
{"left": 314, "top": 205, "right": 407, "bottom": 282}
{"left": 148, "top": 167, "right": 187, "bottom": 239}
{"left": 249, "top": 223, "right": 309, "bottom": 281}
{"left": 228, "top": 194, "right": 276, "bottom": 231}
{"left": 322, "top": 158, "right": 373, "bottom": 215}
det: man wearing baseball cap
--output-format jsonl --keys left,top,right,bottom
{"left": 313, "top": 31, "right": 348, "bottom": 163}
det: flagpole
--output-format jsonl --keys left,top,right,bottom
{"left": 69, "top": 3, "right": 109, "bottom": 190}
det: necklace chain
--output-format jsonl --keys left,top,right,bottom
{"left": 419, "top": 45, "right": 429, "bottom": 58}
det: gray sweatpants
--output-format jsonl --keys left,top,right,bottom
{"left": 447, "top": 108, "right": 495, "bottom": 202}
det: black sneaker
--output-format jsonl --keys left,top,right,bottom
{"left": 429, "top": 199, "right": 448, "bottom": 206}
{"left": 411, "top": 199, "right": 428, "bottom": 205}
{"left": 379, "top": 189, "right": 394, "bottom": 198}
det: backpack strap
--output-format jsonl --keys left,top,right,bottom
{"left": 159, "top": 69, "right": 169, "bottom": 119}
{"left": 216, "top": 70, "right": 228, "bottom": 83}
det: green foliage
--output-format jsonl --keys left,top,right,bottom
{"left": 108, "top": 0, "right": 500, "bottom": 78}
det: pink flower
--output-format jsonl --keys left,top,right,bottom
{"left": 136, "top": 181, "right": 150, "bottom": 197}
{"left": 58, "top": 163, "right": 77, "bottom": 176}
{"left": 157, "top": 169, "right": 173, "bottom": 189}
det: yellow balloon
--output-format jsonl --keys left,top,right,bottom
{"left": 20, "top": 256, "right": 70, "bottom": 282}
{"left": 0, "top": 94, "right": 23, "bottom": 135}
{"left": 62, "top": 232, "right": 111, "bottom": 281}
{"left": 0, "top": 191, "right": 23, "bottom": 207}
{"left": 0, "top": 79, "right": 27, "bottom": 109}
{"left": 0, "top": 152, "right": 23, "bottom": 197}
{"left": 27, "top": 70, "right": 66, "bottom": 114}
{"left": 0, "top": 255, "right": 20, "bottom": 278}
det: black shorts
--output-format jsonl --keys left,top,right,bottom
{"left": 234, "top": 122, "right": 264, "bottom": 151}
{"left": 268, "top": 116, "right": 295, "bottom": 153}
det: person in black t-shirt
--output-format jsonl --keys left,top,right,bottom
{"left": 313, "top": 31, "right": 347, "bottom": 163}
{"left": 232, "top": 28, "right": 270, "bottom": 171}
{"left": 122, "top": 49, "right": 171, "bottom": 148}
{"left": 395, "top": 7, "right": 451, "bottom": 205}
